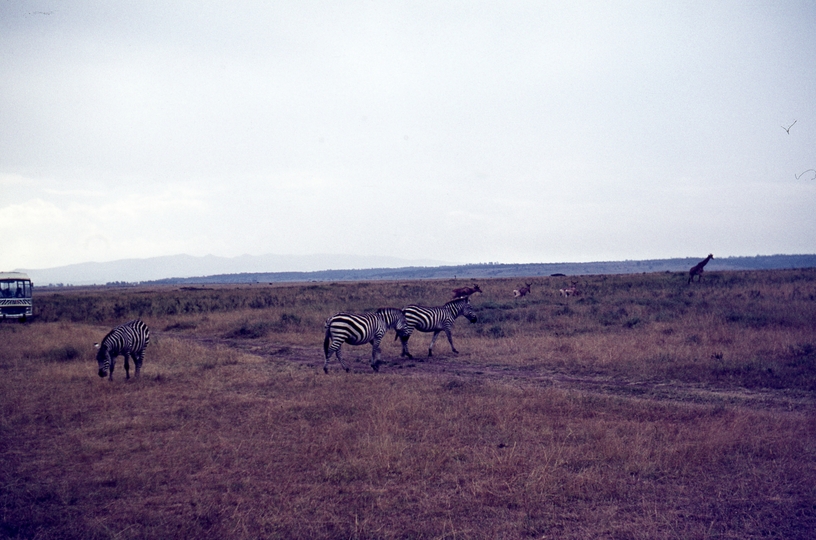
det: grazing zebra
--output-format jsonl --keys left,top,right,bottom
{"left": 399, "top": 297, "right": 477, "bottom": 358}
{"left": 688, "top": 254, "right": 713, "bottom": 284}
{"left": 323, "top": 308, "right": 407, "bottom": 374}
{"left": 95, "top": 319, "right": 150, "bottom": 381}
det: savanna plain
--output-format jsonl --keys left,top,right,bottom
{"left": 1, "top": 269, "right": 815, "bottom": 539}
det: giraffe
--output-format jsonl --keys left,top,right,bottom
{"left": 688, "top": 254, "right": 713, "bottom": 284}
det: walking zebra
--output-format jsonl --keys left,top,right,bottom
{"left": 399, "top": 297, "right": 477, "bottom": 358}
{"left": 323, "top": 308, "right": 407, "bottom": 374}
{"left": 95, "top": 319, "right": 150, "bottom": 381}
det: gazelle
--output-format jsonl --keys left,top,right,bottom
{"left": 559, "top": 281, "right": 579, "bottom": 297}
{"left": 513, "top": 282, "right": 532, "bottom": 298}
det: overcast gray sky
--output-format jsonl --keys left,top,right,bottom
{"left": 2, "top": 1, "right": 815, "bottom": 271}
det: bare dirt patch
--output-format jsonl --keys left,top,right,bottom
{"left": 172, "top": 333, "right": 815, "bottom": 412}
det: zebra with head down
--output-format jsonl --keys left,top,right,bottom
{"left": 95, "top": 319, "right": 150, "bottom": 381}
{"left": 399, "top": 297, "right": 477, "bottom": 358}
{"left": 323, "top": 307, "right": 407, "bottom": 373}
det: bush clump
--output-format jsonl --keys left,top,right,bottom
{"left": 45, "top": 345, "right": 82, "bottom": 362}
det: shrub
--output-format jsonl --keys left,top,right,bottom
{"left": 224, "top": 320, "right": 272, "bottom": 339}
{"left": 45, "top": 345, "right": 82, "bottom": 363}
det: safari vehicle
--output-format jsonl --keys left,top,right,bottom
{"left": 0, "top": 272, "right": 33, "bottom": 321}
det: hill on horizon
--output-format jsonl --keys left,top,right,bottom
{"left": 17, "top": 253, "right": 453, "bottom": 286}
{"left": 145, "top": 254, "right": 816, "bottom": 285}
{"left": 24, "top": 253, "right": 816, "bottom": 286}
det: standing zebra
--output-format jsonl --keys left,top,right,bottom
{"left": 399, "top": 297, "right": 477, "bottom": 358}
{"left": 323, "top": 307, "right": 407, "bottom": 374}
{"left": 95, "top": 319, "right": 150, "bottom": 381}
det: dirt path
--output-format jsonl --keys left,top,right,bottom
{"left": 173, "top": 333, "right": 815, "bottom": 412}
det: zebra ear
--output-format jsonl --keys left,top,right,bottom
{"left": 94, "top": 342, "right": 100, "bottom": 349}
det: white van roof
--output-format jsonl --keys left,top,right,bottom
{"left": 0, "top": 272, "right": 31, "bottom": 281}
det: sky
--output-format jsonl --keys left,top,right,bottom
{"left": 1, "top": 1, "right": 815, "bottom": 271}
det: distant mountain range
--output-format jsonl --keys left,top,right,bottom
{"left": 17, "top": 254, "right": 454, "bottom": 286}
{"left": 17, "top": 253, "right": 816, "bottom": 286}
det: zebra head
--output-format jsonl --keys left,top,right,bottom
{"left": 461, "top": 298, "right": 478, "bottom": 323}
{"left": 449, "top": 297, "right": 478, "bottom": 323}
{"left": 95, "top": 343, "right": 111, "bottom": 378}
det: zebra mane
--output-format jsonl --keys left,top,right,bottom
{"left": 443, "top": 297, "right": 469, "bottom": 313}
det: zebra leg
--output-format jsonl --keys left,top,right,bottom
{"left": 323, "top": 346, "right": 335, "bottom": 374}
{"left": 323, "top": 334, "right": 338, "bottom": 374}
{"left": 134, "top": 351, "right": 143, "bottom": 378}
{"left": 444, "top": 328, "right": 459, "bottom": 354}
{"left": 335, "top": 347, "right": 350, "bottom": 373}
{"left": 124, "top": 353, "right": 131, "bottom": 379}
{"left": 428, "top": 330, "right": 442, "bottom": 357}
{"left": 324, "top": 336, "right": 350, "bottom": 374}
{"left": 370, "top": 336, "right": 383, "bottom": 372}
{"left": 108, "top": 356, "right": 116, "bottom": 381}
{"left": 399, "top": 333, "right": 413, "bottom": 359}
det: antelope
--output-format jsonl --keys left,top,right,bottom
{"left": 688, "top": 254, "right": 713, "bottom": 284}
{"left": 513, "top": 282, "right": 532, "bottom": 298}
{"left": 451, "top": 284, "right": 482, "bottom": 299}
{"left": 559, "top": 281, "right": 579, "bottom": 297}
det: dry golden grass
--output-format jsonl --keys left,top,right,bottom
{"left": 2, "top": 269, "right": 815, "bottom": 538}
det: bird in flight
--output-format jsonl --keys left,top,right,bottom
{"left": 795, "top": 169, "right": 815, "bottom": 180}
{"left": 782, "top": 120, "right": 797, "bottom": 134}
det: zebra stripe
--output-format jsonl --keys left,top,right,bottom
{"left": 323, "top": 308, "right": 406, "bottom": 373}
{"left": 95, "top": 319, "right": 150, "bottom": 380}
{"left": 400, "top": 297, "right": 477, "bottom": 358}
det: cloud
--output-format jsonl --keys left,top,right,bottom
{"left": 0, "top": 179, "right": 212, "bottom": 268}
{"left": 1, "top": 2, "right": 815, "bottom": 270}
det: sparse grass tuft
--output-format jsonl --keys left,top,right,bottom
{"left": 45, "top": 344, "right": 82, "bottom": 362}
{"left": 224, "top": 319, "right": 273, "bottom": 339}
